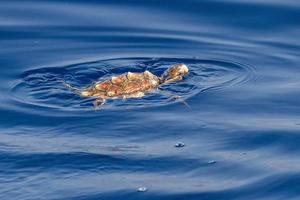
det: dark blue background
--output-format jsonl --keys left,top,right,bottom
{"left": 1, "top": 0, "right": 300, "bottom": 199}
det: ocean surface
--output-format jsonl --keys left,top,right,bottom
{"left": 1, "top": 0, "right": 300, "bottom": 199}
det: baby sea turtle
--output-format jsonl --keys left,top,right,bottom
{"left": 63, "top": 64, "right": 189, "bottom": 108}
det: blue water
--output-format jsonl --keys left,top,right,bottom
{"left": 1, "top": 0, "right": 300, "bottom": 199}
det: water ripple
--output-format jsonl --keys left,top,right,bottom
{"left": 10, "top": 57, "right": 254, "bottom": 113}
{"left": 1, "top": 0, "right": 300, "bottom": 199}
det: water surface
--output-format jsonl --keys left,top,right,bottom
{"left": 1, "top": 0, "right": 300, "bottom": 200}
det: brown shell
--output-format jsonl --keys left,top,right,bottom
{"left": 81, "top": 71, "right": 160, "bottom": 98}
{"left": 95, "top": 80, "right": 112, "bottom": 91}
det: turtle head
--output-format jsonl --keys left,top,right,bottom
{"left": 161, "top": 64, "right": 189, "bottom": 84}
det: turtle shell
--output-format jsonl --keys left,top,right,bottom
{"left": 90, "top": 70, "right": 160, "bottom": 98}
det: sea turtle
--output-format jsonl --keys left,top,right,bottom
{"left": 63, "top": 63, "right": 189, "bottom": 108}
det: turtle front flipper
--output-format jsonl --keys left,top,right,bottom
{"left": 93, "top": 98, "right": 106, "bottom": 108}
{"left": 158, "top": 89, "right": 191, "bottom": 109}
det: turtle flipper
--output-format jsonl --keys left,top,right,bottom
{"left": 61, "top": 80, "right": 81, "bottom": 95}
{"left": 93, "top": 98, "right": 106, "bottom": 108}
{"left": 169, "top": 95, "right": 191, "bottom": 109}
{"left": 158, "top": 89, "right": 191, "bottom": 109}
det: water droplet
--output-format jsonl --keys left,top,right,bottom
{"left": 137, "top": 187, "right": 147, "bottom": 192}
{"left": 175, "top": 142, "right": 185, "bottom": 148}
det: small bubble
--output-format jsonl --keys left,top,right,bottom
{"left": 175, "top": 142, "right": 185, "bottom": 148}
{"left": 137, "top": 187, "right": 147, "bottom": 192}
{"left": 208, "top": 160, "right": 216, "bottom": 164}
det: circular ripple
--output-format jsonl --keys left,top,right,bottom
{"left": 11, "top": 57, "right": 254, "bottom": 111}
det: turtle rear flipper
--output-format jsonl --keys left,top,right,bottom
{"left": 93, "top": 98, "right": 106, "bottom": 108}
{"left": 61, "top": 80, "right": 81, "bottom": 95}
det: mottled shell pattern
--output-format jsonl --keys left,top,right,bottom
{"left": 80, "top": 70, "right": 160, "bottom": 98}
